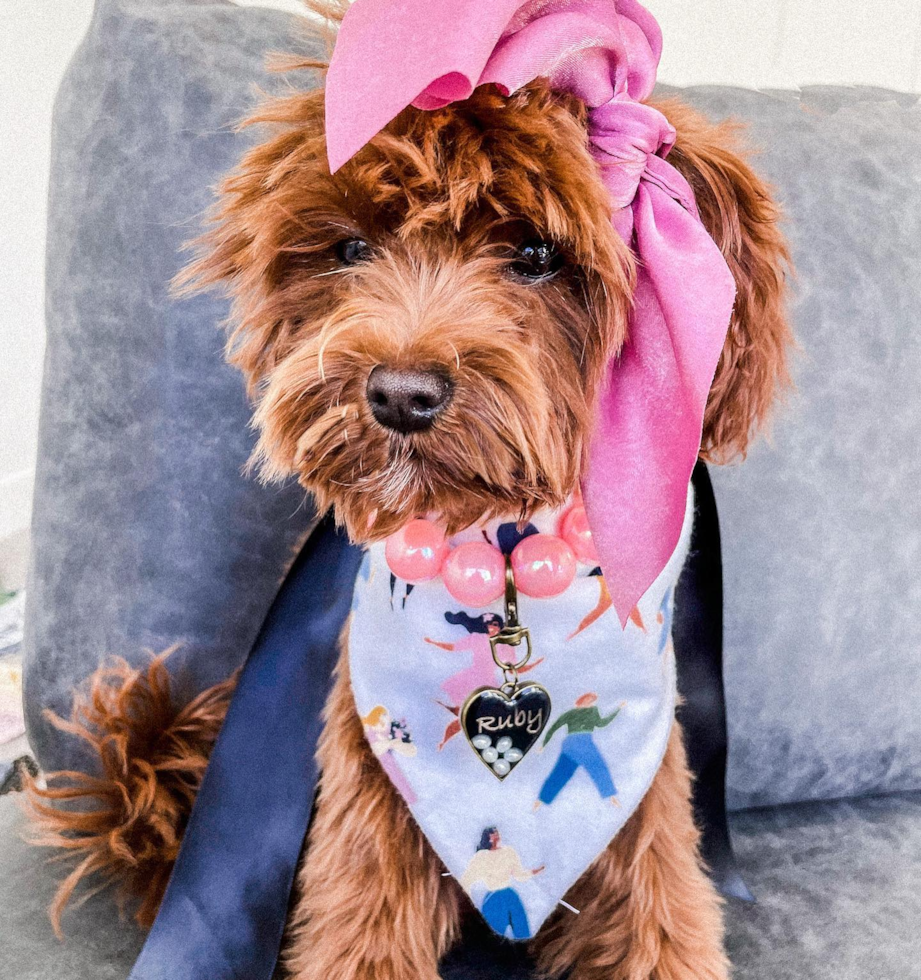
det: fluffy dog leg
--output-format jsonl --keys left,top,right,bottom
{"left": 283, "top": 647, "right": 463, "bottom": 980}
{"left": 533, "top": 725, "right": 729, "bottom": 980}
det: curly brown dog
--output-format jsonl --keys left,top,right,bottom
{"left": 29, "top": 11, "right": 791, "bottom": 979}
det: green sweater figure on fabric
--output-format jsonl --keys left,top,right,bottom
{"left": 534, "top": 693, "right": 623, "bottom": 809}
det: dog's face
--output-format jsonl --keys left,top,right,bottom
{"left": 184, "top": 79, "right": 789, "bottom": 544}
{"left": 189, "top": 83, "right": 631, "bottom": 539}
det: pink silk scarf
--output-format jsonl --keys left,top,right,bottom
{"left": 325, "top": 0, "right": 737, "bottom": 625}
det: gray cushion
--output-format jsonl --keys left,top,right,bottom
{"left": 726, "top": 792, "right": 921, "bottom": 979}
{"left": 5, "top": 791, "right": 919, "bottom": 979}
{"left": 672, "top": 86, "right": 921, "bottom": 810}
{"left": 25, "top": 0, "right": 320, "bottom": 771}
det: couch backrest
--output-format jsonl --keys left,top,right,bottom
{"left": 679, "top": 85, "right": 921, "bottom": 809}
{"left": 24, "top": 0, "right": 320, "bottom": 770}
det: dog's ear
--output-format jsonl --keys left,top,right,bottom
{"left": 174, "top": 88, "right": 329, "bottom": 390}
{"left": 656, "top": 99, "right": 793, "bottom": 461}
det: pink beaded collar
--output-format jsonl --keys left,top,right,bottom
{"left": 384, "top": 497, "right": 596, "bottom": 608}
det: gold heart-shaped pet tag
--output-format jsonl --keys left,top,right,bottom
{"left": 461, "top": 683, "right": 551, "bottom": 780}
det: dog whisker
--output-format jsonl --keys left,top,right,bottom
{"left": 311, "top": 267, "right": 353, "bottom": 278}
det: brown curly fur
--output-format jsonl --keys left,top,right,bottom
{"left": 26, "top": 654, "right": 235, "bottom": 934}
{"left": 283, "top": 643, "right": 464, "bottom": 980}
{"left": 30, "top": 9, "right": 791, "bottom": 977}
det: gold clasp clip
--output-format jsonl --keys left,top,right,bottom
{"left": 489, "top": 556, "right": 533, "bottom": 677}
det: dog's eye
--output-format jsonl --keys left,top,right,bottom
{"left": 509, "top": 240, "right": 563, "bottom": 281}
{"left": 336, "top": 238, "right": 374, "bottom": 265}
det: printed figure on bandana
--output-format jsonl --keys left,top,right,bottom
{"left": 460, "top": 826, "right": 544, "bottom": 940}
{"left": 534, "top": 693, "right": 623, "bottom": 810}
{"left": 427, "top": 611, "right": 542, "bottom": 750}
{"left": 568, "top": 567, "right": 612, "bottom": 639}
{"left": 569, "top": 568, "right": 647, "bottom": 640}
{"left": 389, "top": 572, "right": 414, "bottom": 610}
{"left": 362, "top": 705, "right": 418, "bottom": 805}
{"left": 657, "top": 588, "right": 674, "bottom": 655}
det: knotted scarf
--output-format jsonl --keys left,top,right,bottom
{"left": 326, "top": 0, "right": 737, "bottom": 625}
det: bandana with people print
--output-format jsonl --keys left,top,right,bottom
{"left": 348, "top": 485, "right": 694, "bottom": 939}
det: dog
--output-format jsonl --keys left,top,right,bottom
{"left": 29, "top": 3, "right": 791, "bottom": 978}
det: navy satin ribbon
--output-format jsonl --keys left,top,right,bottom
{"left": 675, "top": 463, "right": 753, "bottom": 902}
{"left": 128, "top": 515, "right": 364, "bottom": 980}
{"left": 129, "top": 465, "right": 748, "bottom": 980}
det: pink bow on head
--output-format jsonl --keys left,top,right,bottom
{"left": 326, "top": 0, "right": 737, "bottom": 626}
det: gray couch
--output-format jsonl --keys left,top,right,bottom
{"left": 6, "top": 0, "right": 921, "bottom": 977}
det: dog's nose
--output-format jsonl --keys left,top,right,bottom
{"left": 366, "top": 366, "right": 453, "bottom": 433}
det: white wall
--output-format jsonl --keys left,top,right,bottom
{"left": 239, "top": 0, "right": 921, "bottom": 91}
{"left": 0, "top": 0, "right": 95, "bottom": 562}
{"left": 2, "top": 0, "right": 919, "bottom": 578}
{"left": 655, "top": 0, "right": 921, "bottom": 92}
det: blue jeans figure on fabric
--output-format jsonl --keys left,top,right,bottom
{"left": 482, "top": 887, "right": 531, "bottom": 939}
{"left": 538, "top": 731, "right": 616, "bottom": 804}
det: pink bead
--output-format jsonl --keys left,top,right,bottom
{"left": 512, "top": 533, "right": 576, "bottom": 598}
{"left": 559, "top": 504, "right": 599, "bottom": 564}
{"left": 384, "top": 519, "right": 448, "bottom": 583}
{"left": 442, "top": 542, "right": 505, "bottom": 607}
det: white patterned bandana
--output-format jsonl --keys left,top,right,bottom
{"left": 348, "top": 485, "right": 694, "bottom": 939}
